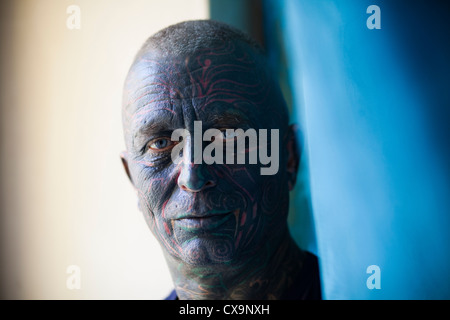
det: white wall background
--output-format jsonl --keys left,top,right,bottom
{"left": 0, "top": 0, "right": 209, "bottom": 299}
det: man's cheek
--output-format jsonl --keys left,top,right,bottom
{"left": 133, "top": 169, "right": 175, "bottom": 228}
{"left": 258, "top": 175, "right": 289, "bottom": 225}
{"left": 136, "top": 187, "right": 174, "bottom": 246}
{"left": 135, "top": 187, "right": 157, "bottom": 233}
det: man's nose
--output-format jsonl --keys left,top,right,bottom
{"left": 177, "top": 137, "right": 216, "bottom": 192}
{"left": 177, "top": 163, "right": 216, "bottom": 192}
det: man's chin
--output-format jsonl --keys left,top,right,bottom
{"left": 178, "top": 236, "right": 237, "bottom": 266}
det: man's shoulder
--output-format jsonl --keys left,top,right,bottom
{"left": 164, "top": 289, "right": 178, "bottom": 300}
{"left": 282, "top": 251, "right": 322, "bottom": 300}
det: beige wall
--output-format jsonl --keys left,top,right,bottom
{"left": 0, "top": 0, "right": 209, "bottom": 299}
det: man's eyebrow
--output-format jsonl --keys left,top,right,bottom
{"left": 132, "top": 111, "right": 176, "bottom": 149}
{"left": 129, "top": 97, "right": 176, "bottom": 131}
{"left": 135, "top": 119, "right": 170, "bottom": 135}
{"left": 204, "top": 111, "right": 252, "bottom": 128}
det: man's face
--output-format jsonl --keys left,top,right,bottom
{"left": 122, "top": 41, "right": 292, "bottom": 266}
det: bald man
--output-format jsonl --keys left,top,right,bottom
{"left": 121, "top": 20, "right": 321, "bottom": 300}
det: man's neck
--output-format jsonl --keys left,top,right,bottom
{"left": 165, "top": 231, "right": 306, "bottom": 300}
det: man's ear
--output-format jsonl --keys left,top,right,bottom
{"left": 120, "top": 151, "right": 134, "bottom": 185}
{"left": 286, "top": 124, "right": 301, "bottom": 191}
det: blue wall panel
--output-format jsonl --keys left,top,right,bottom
{"left": 267, "top": 0, "right": 450, "bottom": 299}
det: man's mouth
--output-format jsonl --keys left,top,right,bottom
{"left": 172, "top": 209, "right": 239, "bottom": 232}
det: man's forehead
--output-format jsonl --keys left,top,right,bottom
{"left": 127, "top": 49, "right": 263, "bottom": 87}
{"left": 129, "top": 97, "right": 257, "bottom": 135}
{"left": 124, "top": 47, "right": 269, "bottom": 114}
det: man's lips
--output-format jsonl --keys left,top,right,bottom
{"left": 172, "top": 209, "right": 239, "bottom": 232}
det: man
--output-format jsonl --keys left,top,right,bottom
{"left": 121, "top": 20, "right": 321, "bottom": 300}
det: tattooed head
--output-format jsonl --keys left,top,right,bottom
{"left": 121, "top": 20, "right": 300, "bottom": 275}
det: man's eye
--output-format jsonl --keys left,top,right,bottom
{"left": 147, "top": 138, "right": 173, "bottom": 151}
